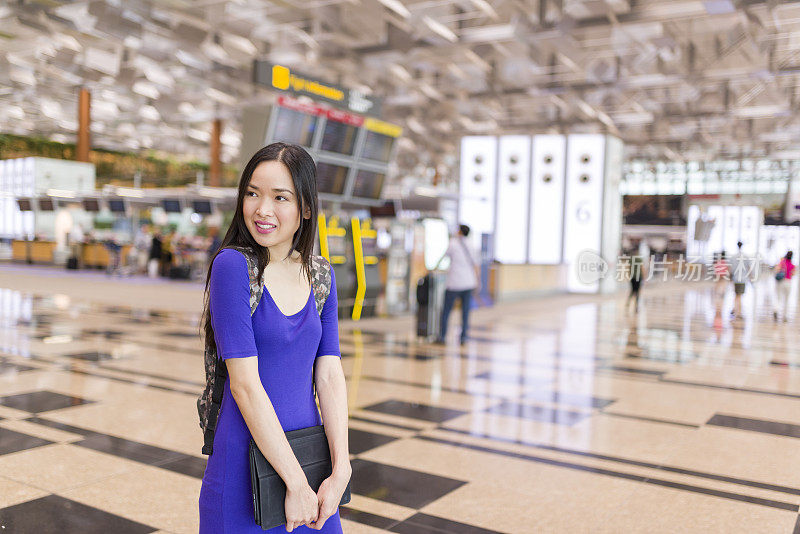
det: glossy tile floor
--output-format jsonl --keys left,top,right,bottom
{"left": 1, "top": 264, "right": 800, "bottom": 533}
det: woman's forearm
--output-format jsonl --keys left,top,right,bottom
{"left": 315, "top": 365, "right": 350, "bottom": 475}
{"left": 230, "top": 383, "right": 307, "bottom": 489}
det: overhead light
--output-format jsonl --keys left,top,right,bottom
{"left": 461, "top": 23, "right": 516, "bottom": 43}
{"left": 419, "top": 83, "right": 443, "bottom": 100}
{"left": 139, "top": 105, "right": 161, "bottom": 122}
{"left": 377, "top": 0, "right": 410, "bottom": 18}
{"left": 224, "top": 34, "right": 258, "bottom": 55}
{"left": 206, "top": 87, "right": 237, "bottom": 106}
{"left": 611, "top": 111, "right": 654, "bottom": 124}
{"left": 47, "top": 189, "right": 76, "bottom": 198}
{"left": 470, "top": 0, "right": 499, "bottom": 19}
{"left": 132, "top": 80, "right": 160, "bottom": 99}
{"left": 464, "top": 49, "right": 491, "bottom": 70}
{"left": 406, "top": 117, "right": 426, "bottom": 134}
{"left": 422, "top": 16, "right": 458, "bottom": 42}
{"left": 116, "top": 187, "right": 145, "bottom": 198}
{"left": 577, "top": 100, "right": 597, "bottom": 118}
{"left": 734, "top": 105, "right": 787, "bottom": 118}
{"left": 389, "top": 64, "right": 412, "bottom": 82}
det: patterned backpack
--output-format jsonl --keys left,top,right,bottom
{"left": 197, "top": 247, "right": 333, "bottom": 455}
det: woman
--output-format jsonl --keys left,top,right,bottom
{"left": 199, "top": 143, "right": 350, "bottom": 533}
{"left": 713, "top": 251, "right": 730, "bottom": 297}
{"left": 773, "top": 250, "right": 795, "bottom": 322}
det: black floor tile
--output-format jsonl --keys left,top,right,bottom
{"left": 348, "top": 428, "right": 399, "bottom": 455}
{"left": 604, "top": 365, "right": 665, "bottom": 377}
{"left": 75, "top": 434, "right": 186, "bottom": 465}
{"left": 163, "top": 331, "right": 198, "bottom": 338}
{"left": 486, "top": 401, "right": 591, "bottom": 426}
{"left": 0, "top": 495, "right": 156, "bottom": 534}
{"left": 0, "top": 427, "right": 54, "bottom": 456}
{"left": 24, "top": 417, "right": 101, "bottom": 437}
{"left": 0, "top": 361, "right": 36, "bottom": 374}
{"left": 350, "top": 458, "right": 466, "bottom": 508}
{"left": 363, "top": 400, "right": 467, "bottom": 424}
{"left": 65, "top": 352, "right": 114, "bottom": 362}
{"left": 390, "top": 513, "right": 505, "bottom": 534}
{"left": 381, "top": 352, "right": 437, "bottom": 361}
{"left": 707, "top": 413, "right": 800, "bottom": 439}
{"left": 159, "top": 455, "right": 207, "bottom": 479}
{"left": 339, "top": 507, "right": 398, "bottom": 529}
{"left": 82, "top": 330, "right": 125, "bottom": 339}
{"left": 0, "top": 391, "right": 92, "bottom": 413}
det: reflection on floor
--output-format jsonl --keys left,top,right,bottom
{"left": 1, "top": 270, "right": 800, "bottom": 533}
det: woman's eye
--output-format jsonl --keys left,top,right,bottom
{"left": 246, "top": 191, "right": 257, "bottom": 197}
{"left": 277, "top": 195, "right": 288, "bottom": 201}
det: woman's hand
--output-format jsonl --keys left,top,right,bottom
{"left": 284, "top": 482, "right": 319, "bottom": 532}
{"left": 311, "top": 468, "right": 351, "bottom": 530}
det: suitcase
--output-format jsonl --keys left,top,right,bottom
{"left": 66, "top": 256, "right": 79, "bottom": 270}
{"left": 169, "top": 265, "right": 192, "bottom": 280}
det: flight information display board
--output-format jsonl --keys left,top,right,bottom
{"left": 258, "top": 95, "right": 402, "bottom": 202}
{"left": 272, "top": 106, "right": 318, "bottom": 147}
{"left": 351, "top": 169, "right": 385, "bottom": 199}
{"left": 361, "top": 130, "right": 394, "bottom": 163}
{"left": 316, "top": 162, "right": 349, "bottom": 195}
{"left": 320, "top": 108, "right": 362, "bottom": 156}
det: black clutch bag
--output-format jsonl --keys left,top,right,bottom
{"left": 249, "top": 425, "right": 351, "bottom": 530}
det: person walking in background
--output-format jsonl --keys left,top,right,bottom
{"left": 773, "top": 251, "right": 795, "bottom": 322}
{"left": 627, "top": 252, "right": 646, "bottom": 313}
{"left": 148, "top": 229, "right": 162, "bottom": 278}
{"left": 713, "top": 251, "right": 730, "bottom": 296}
{"left": 133, "top": 224, "right": 151, "bottom": 275}
{"left": 730, "top": 241, "right": 750, "bottom": 319}
{"left": 436, "top": 224, "right": 479, "bottom": 345}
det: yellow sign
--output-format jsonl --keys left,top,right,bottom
{"left": 364, "top": 118, "right": 403, "bottom": 138}
{"left": 271, "top": 64, "right": 345, "bottom": 102}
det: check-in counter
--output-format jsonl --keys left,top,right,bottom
{"left": 81, "top": 243, "right": 132, "bottom": 269}
{"left": 492, "top": 263, "right": 568, "bottom": 302}
{"left": 11, "top": 240, "right": 56, "bottom": 264}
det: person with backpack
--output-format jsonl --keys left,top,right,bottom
{"left": 773, "top": 250, "right": 795, "bottom": 322}
{"left": 435, "top": 224, "right": 479, "bottom": 345}
{"left": 729, "top": 241, "right": 752, "bottom": 320}
{"left": 198, "top": 143, "right": 349, "bottom": 533}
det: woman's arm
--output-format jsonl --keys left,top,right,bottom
{"left": 314, "top": 356, "right": 350, "bottom": 475}
{"left": 227, "top": 357, "right": 318, "bottom": 532}
{"left": 312, "top": 355, "right": 350, "bottom": 530}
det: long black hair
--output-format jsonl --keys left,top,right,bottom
{"left": 201, "top": 142, "right": 318, "bottom": 351}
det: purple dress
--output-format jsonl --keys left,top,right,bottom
{"left": 199, "top": 249, "right": 343, "bottom": 533}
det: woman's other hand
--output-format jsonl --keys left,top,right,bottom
{"left": 284, "top": 482, "right": 319, "bottom": 532}
{"left": 311, "top": 468, "right": 351, "bottom": 530}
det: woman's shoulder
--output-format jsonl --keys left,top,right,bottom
{"left": 212, "top": 247, "right": 249, "bottom": 275}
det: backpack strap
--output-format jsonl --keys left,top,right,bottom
{"left": 200, "top": 246, "right": 263, "bottom": 455}
{"left": 310, "top": 255, "right": 332, "bottom": 315}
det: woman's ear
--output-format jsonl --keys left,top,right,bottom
{"left": 303, "top": 205, "right": 312, "bottom": 219}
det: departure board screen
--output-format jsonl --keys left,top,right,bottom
{"left": 316, "top": 162, "right": 349, "bottom": 195}
{"left": 273, "top": 107, "right": 317, "bottom": 147}
{"left": 361, "top": 131, "right": 394, "bottom": 163}
{"left": 320, "top": 120, "right": 358, "bottom": 155}
{"left": 351, "top": 169, "right": 385, "bottom": 199}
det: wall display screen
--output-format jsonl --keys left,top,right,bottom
{"left": 38, "top": 198, "right": 55, "bottom": 211}
{"left": 17, "top": 199, "right": 32, "bottom": 211}
{"left": 495, "top": 135, "right": 531, "bottom": 264}
{"left": 321, "top": 120, "right": 358, "bottom": 156}
{"left": 108, "top": 199, "right": 126, "bottom": 213}
{"left": 458, "top": 136, "right": 498, "bottom": 239}
{"left": 82, "top": 199, "right": 100, "bottom": 212}
{"left": 162, "top": 199, "right": 182, "bottom": 213}
{"left": 273, "top": 106, "right": 317, "bottom": 147}
{"left": 316, "top": 162, "right": 349, "bottom": 195}
{"left": 623, "top": 195, "right": 685, "bottom": 225}
{"left": 192, "top": 200, "right": 213, "bottom": 214}
{"left": 529, "top": 135, "right": 566, "bottom": 265}
{"left": 361, "top": 131, "right": 394, "bottom": 163}
{"left": 351, "top": 170, "right": 385, "bottom": 200}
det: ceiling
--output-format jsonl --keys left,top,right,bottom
{"left": 3, "top": 0, "right": 800, "bottom": 183}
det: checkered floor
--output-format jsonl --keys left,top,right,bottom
{"left": 2, "top": 266, "right": 800, "bottom": 532}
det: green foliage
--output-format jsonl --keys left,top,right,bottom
{"left": 0, "top": 133, "right": 239, "bottom": 187}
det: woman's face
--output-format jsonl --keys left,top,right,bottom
{"left": 242, "top": 160, "right": 309, "bottom": 253}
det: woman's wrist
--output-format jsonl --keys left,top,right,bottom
{"left": 331, "top": 461, "right": 352, "bottom": 480}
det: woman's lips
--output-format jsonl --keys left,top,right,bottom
{"left": 254, "top": 222, "right": 276, "bottom": 234}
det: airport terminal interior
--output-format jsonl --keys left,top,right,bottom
{"left": 3, "top": 1, "right": 800, "bottom": 533}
